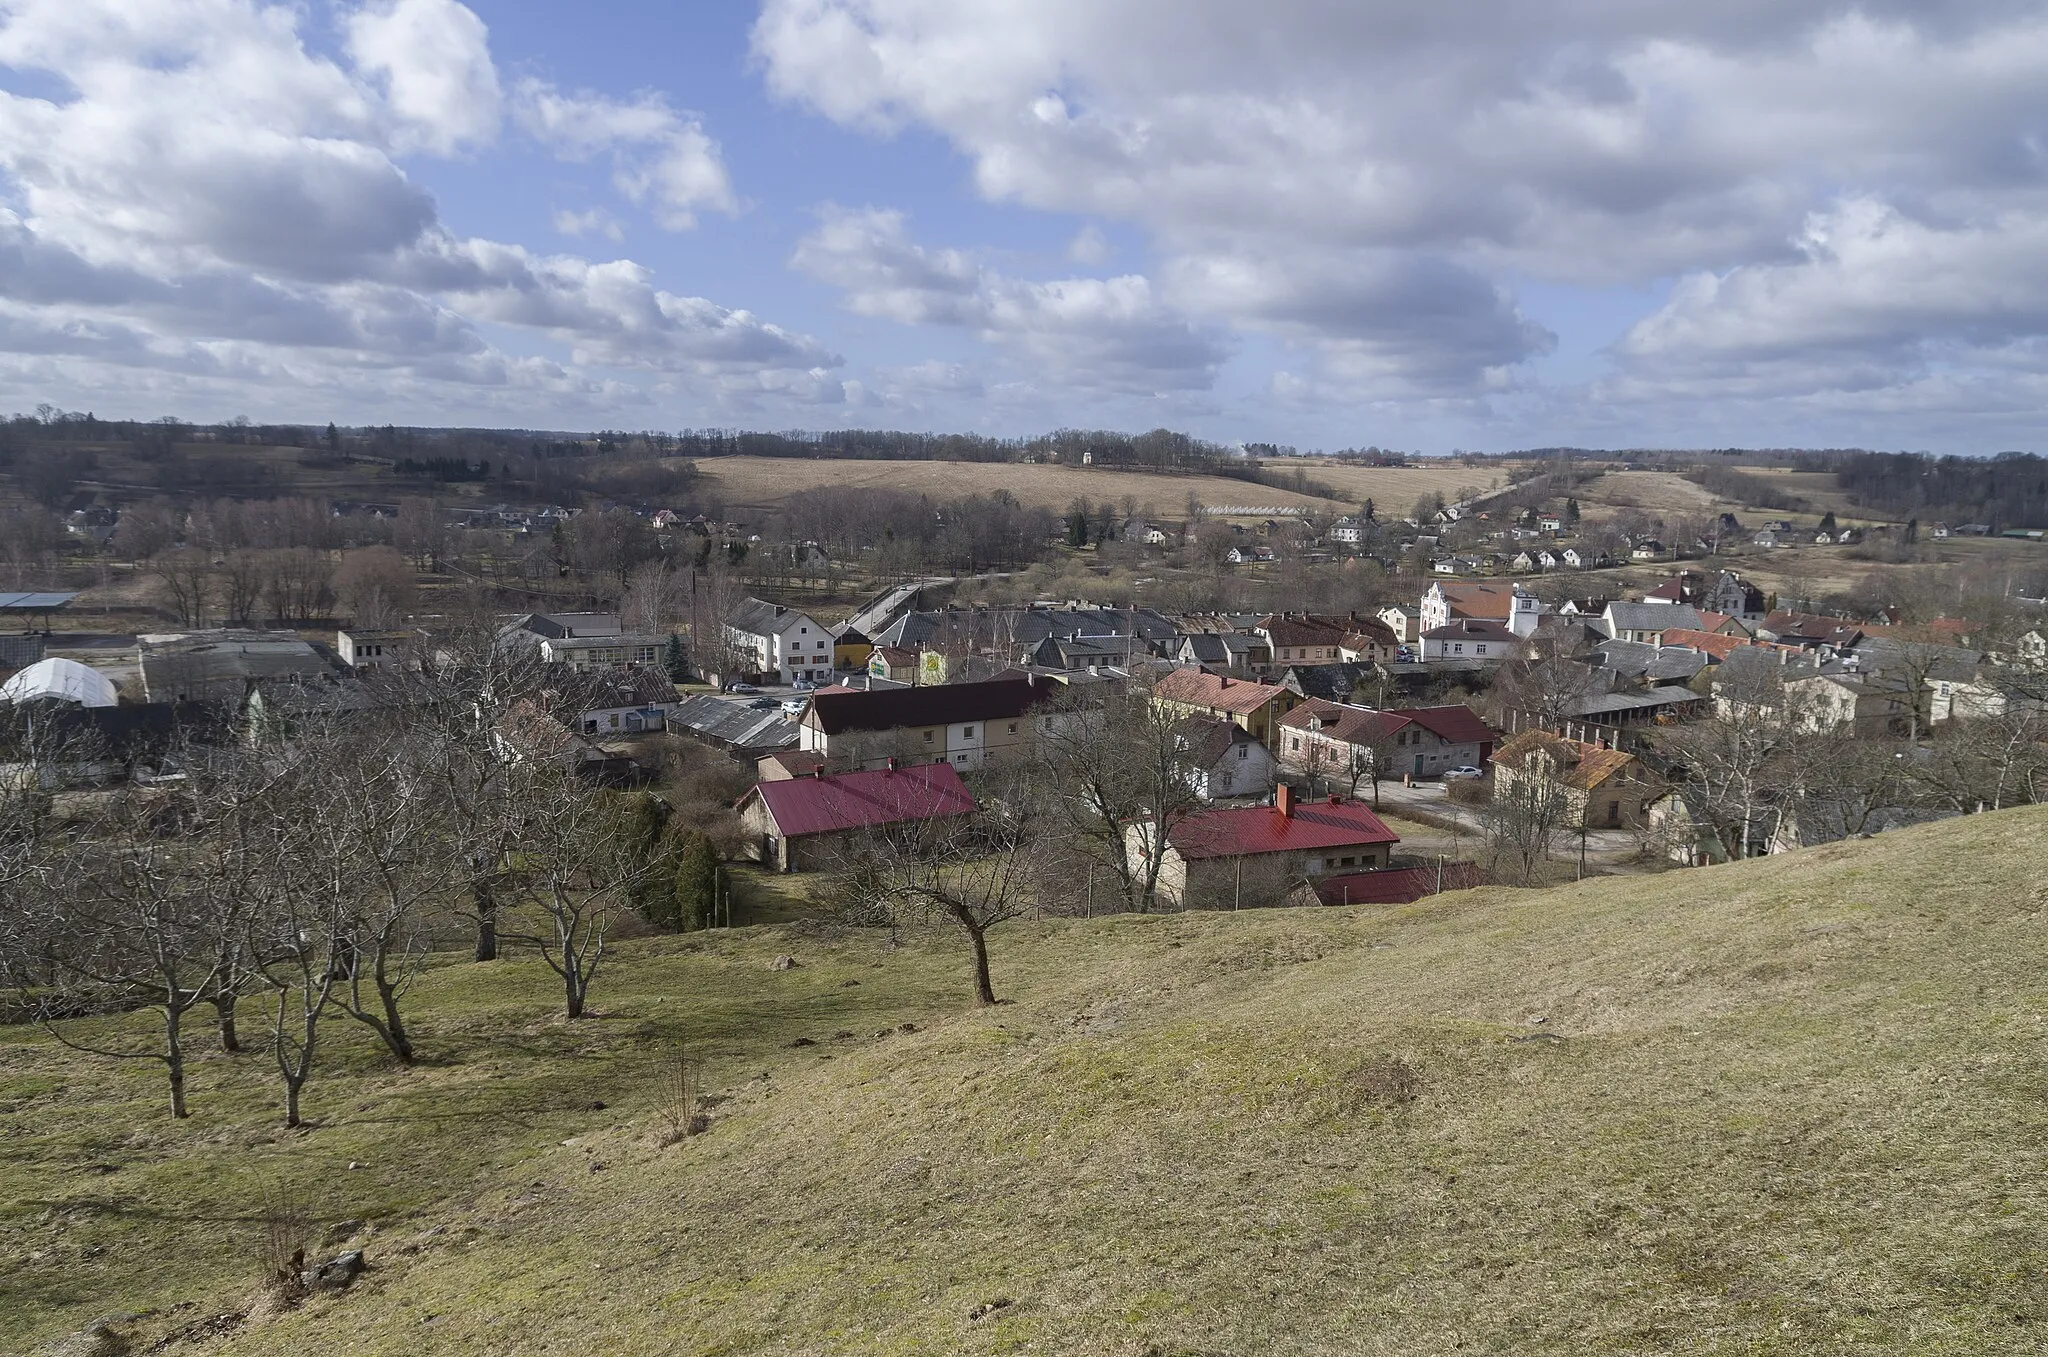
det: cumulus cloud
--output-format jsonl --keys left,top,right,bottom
{"left": 346, "top": 0, "right": 502, "bottom": 154}
{"left": 792, "top": 206, "right": 1226, "bottom": 393}
{"left": 0, "top": 0, "right": 820, "bottom": 420}
{"left": 514, "top": 81, "right": 737, "bottom": 230}
{"left": 756, "top": 0, "right": 2048, "bottom": 429}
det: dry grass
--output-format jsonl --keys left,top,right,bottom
{"left": 692, "top": 456, "right": 1507, "bottom": 519}
{"left": 8, "top": 807, "right": 2048, "bottom": 1354}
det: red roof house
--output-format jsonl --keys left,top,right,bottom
{"left": 737, "top": 761, "right": 976, "bottom": 871}
{"left": 1132, "top": 784, "right": 1401, "bottom": 908}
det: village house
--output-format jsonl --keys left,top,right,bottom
{"left": 868, "top": 646, "right": 922, "bottom": 684}
{"left": 1150, "top": 669, "right": 1299, "bottom": 747}
{"left": 1128, "top": 784, "right": 1401, "bottom": 908}
{"left": 1641, "top": 569, "right": 1767, "bottom": 621}
{"left": 1600, "top": 602, "right": 1706, "bottom": 646}
{"left": 1329, "top": 516, "right": 1367, "bottom": 545}
{"left": 1418, "top": 618, "right": 1519, "bottom": 663}
{"left": 724, "top": 598, "right": 835, "bottom": 685}
{"left": 1175, "top": 717, "right": 1279, "bottom": 801}
{"left": 1491, "top": 731, "right": 1662, "bottom": 830}
{"left": 799, "top": 675, "right": 1060, "bottom": 771}
{"left": 833, "top": 627, "right": 875, "bottom": 673}
{"left": 1418, "top": 580, "right": 1542, "bottom": 637}
{"left": 737, "top": 761, "right": 977, "bottom": 873}
{"left": 1375, "top": 604, "right": 1419, "bottom": 644}
{"left": 1175, "top": 631, "right": 1272, "bottom": 675}
{"left": 336, "top": 627, "right": 412, "bottom": 673}
{"left": 1782, "top": 671, "right": 1916, "bottom": 736}
{"left": 538, "top": 633, "right": 665, "bottom": 672}
{"left": 543, "top": 667, "right": 680, "bottom": 738}
{"left": 1254, "top": 614, "right": 1348, "bottom": 666}
{"left": 1277, "top": 699, "right": 1497, "bottom": 782}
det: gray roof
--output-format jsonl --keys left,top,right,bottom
{"left": 0, "top": 591, "right": 78, "bottom": 611}
{"left": 879, "top": 607, "right": 1180, "bottom": 652}
{"left": 668, "top": 693, "right": 799, "bottom": 754}
{"left": 1593, "top": 639, "right": 1708, "bottom": 683}
{"left": 138, "top": 631, "right": 337, "bottom": 702}
{"left": 1603, "top": 602, "right": 1705, "bottom": 634}
{"left": 1575, "top": 685, "right": 1704, "bottom": 717}
{"left": 727, "top": 597, "right": 812, "bottom": 638}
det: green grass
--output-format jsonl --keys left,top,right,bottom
{"left": 7, "top": 807, "right": 2048, "bottom": 1354}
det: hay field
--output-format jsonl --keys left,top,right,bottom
{"left": 12, "top": 806, "right": 2048, "bottom": 1355}
{"left": 692, "top": 456, "right": 1501, "bottom": 518}
{"left": 1572, "top": 469, "right": 1733, "bottom": 517}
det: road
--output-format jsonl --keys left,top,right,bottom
{"left": 1363, "top": 777, "right": 1643, "bottom": 864}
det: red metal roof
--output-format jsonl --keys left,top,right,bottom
{"left": 1313, "top": 862, "right": 1491, "bottom": 905}
{"left": 1168, "top": 795, "right": 1400, "bottom": 860}
{"left": 743, "top": 762, "right": 976, "bottom": 838}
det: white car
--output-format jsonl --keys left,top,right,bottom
{"left": 780, "top": 698, "right": 809, "bottom": 716}
{"left": 791, "top": 678, "right": 817, "bottom": 692}
{"left": 1442, "top": 765, "right": 1485, "bottom": 781}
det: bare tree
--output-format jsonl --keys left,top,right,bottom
{"left": 1032, "top": 683, "right": 1208, "bottom": 914}
{"left": 152, "top": 547, "right": 214, "bottom": 627}
{"left": 335, "top": 546, "right": 418, "bottom": 628}
{"left": 833, "top": 789, "right": 1042, "bottom": 1006}
{"left": 496, "top": 766, "right": 654, "bottom": 1019}
{"left": 219, "top": 550, "right": 266, "bottom": 626}
{"left": 1483, "top": 773, "right": 1568, "bottom": 886}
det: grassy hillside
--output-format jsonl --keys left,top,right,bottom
{"left": 9, "top": 807, "right": 2048, "bottom": 1354}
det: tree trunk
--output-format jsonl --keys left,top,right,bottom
{"left": 283, "top": 1076, "right": 303, "bottom": 1129}
{"left": 565, "top": 971, "right": 586, "bottom": 1020}
{"left": 472, "top": 879, "right": 499, "bottom": 962}
{"left": 965, "top": 924, "right": 996, "bottom": 1007}
{"left": 376, "top": 971, "right": 414, "bottom": 1064}
{"left": 213, "top": 991, "right": 240, "bottom": 1053}
{"left": 166, "top": 1008, "right": 189, "bottom": 1120}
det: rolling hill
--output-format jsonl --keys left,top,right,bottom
{"left": 11, "top": 807, "right": 2048, "bottom": 1355}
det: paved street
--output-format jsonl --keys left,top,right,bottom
{"left": 1361, "top": 777, "right": 1643, "bottom": 864}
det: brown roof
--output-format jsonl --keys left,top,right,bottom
{"left": 1432, "top": 582, "right": 1518, "bottom": 620}
{"left": 1153, "top": 668, "right": 1293, "bottom": 716}
{"left": 1279, "top": 699, "right": 1496, "bottom": 748}
{"left": 1257, "top": 616, "right": 1349, "bottom": 647}
{"left": 1492, "top": 730, "right": 1641, "bottom": 791}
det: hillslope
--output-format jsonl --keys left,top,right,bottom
{"left": 15, "top": 807, "right": 2048, "bottom": 1355}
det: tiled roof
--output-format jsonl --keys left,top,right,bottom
{"left": 1431, "top": 581, "right": 1518, "bottom": 620}
{"left": 1152, "top": 668, "right": 1292, "bottom": 715}
{"left": 742, "top": 762, "right": 976, "bottom": 839}
{"left": 1398, "top": 704, "right": 1497, "bottom": 745}
{"left": 1492, "top": 730, "right": 1640, "bottom": 791}
{"left": 806, "top": 676, "right": 1056, "bottom": 735}
{"left": 1656, "top": 628, "right": 1753, "bottom": 660}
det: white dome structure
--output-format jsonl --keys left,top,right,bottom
{"left": 0, "top": 657, "right": 120, "bottom": 708}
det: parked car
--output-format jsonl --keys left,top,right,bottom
{"left": 1442, "top": 765, "right": 1485, "bottom": 781}
{"left": 726, "top": 682, "right": 759, "bottom": 694}
{"left": 791, "top": 678, "right": 816, "bottom": 692}
{"left": 747, "top": 697, "right": 780, "bottom": 710}
{"left": 780, "top": 698, "right": 808, "bottom": 715}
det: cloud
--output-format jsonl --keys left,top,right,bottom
{"left": 346, "top": 0, "right": 502, "bottom": 155}
{"left": 514, "top": 81, "right": 738, "bottom": 230}
{"left": 552, "top": 208, "right": 625, "bottom": 242}
{"left": 756, "top": 1, "right": 2048, "bottom": 430}
{"left": 0, "top": 0, "right": 822, "bottom": 421}
{"left": 793, "top": 206, "right": 1226, "bottom": 393}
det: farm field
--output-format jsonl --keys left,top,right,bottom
{"left": 7, "top": 806, "right": 2047, "bottom": 1355}
{"left": 690, "top": 455, "right": 1503, "bottom": 520}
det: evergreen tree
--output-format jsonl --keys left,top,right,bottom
{"left": 1904, "top": 517, "right": 1919, "bottom": 544}
{"left": 672, "top": 833, "right": 722, "bottom": 931}
{"left": 1065, "top": 511, "right": 1088, "bottom": 548}
{"left": 1362, "top": 497, "right": 1375, "bottom": 521}
{"left": 1818, "top": 510, "right": 1838, "bottom": 534}
{"left": 664, "top": 634, "right": 690, "bottom": 682}
{"left": 1565, "top": 497, "right": 1581, "bottom": 524}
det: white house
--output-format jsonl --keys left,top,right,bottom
{"left": 1419, "top": 618, "right": 1518, "bottom": 662}
{"left": 1330, "top": 517, "right": 1367, "bottom": 545}
{"left": 1177, "top": 718, "right": 1279, "bottom": 801}
{"left": 725, "top": 598, "right": 834, "bottom": 684}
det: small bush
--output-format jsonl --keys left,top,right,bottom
{"left": 1352, "top": 1055, "right": 1424, "bottom": 1108}
{"left": 1447, "top": 778, "right": 1492, "bottom": 806}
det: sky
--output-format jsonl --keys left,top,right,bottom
{"left": 1, "top": 0, "right": 2046, "bottom": 454}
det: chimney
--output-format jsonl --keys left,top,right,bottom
{"left": 1328, "top": 794, "right": 1342, "bottom": 805}
{"left": 1277, "top": 783, "right": 1295, "bottom": 818}
{"left": 813, "top": 766, "right": 827, "bottom": 778}
{"left": 885, "top": 756, "right": 898, "bottom": 772}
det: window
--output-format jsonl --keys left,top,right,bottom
{"left": 1476, "top": 645, "right": 1488, "bottom": 655}
{"left": 955, "top": 754, "right": 967, "bottom": 763}
{"left": 962, "top": 726, "right": 974, "bottom": 738}
{"left": 923, "top": 730, "right": 934, "bottom": 742}
{"left": 1007, "top": 722, "right": 1018, "bottom": 733}
{"left": 1290, "top": 737, "right": 1301, "bottom": 751}
{"left": 1237, "top": 745, "right": 1248, "bottom": 759}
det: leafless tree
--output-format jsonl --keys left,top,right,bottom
{"left": 335, "top": 546, "right": 418, "bottom": 629}
{"left": 1032, "top": 683, "right": 1208, "bottom": 914}
{"left": 495, "top": 765, "right": 654, "bottom": 1019}
{"left": 1483, "top": 773, "right": 1568, "bottom": 886}
{"left": 152, "top": 548, "right": 214, "bottom": 627}
{"left": 219, "top": 550, "right": 266, "bottom": 626}
{"left": 832, "top": 785, "right": 1043, "bottom": 1006}
{"left": 1665, "top": 664, "right": 1797, "bottom": 860}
